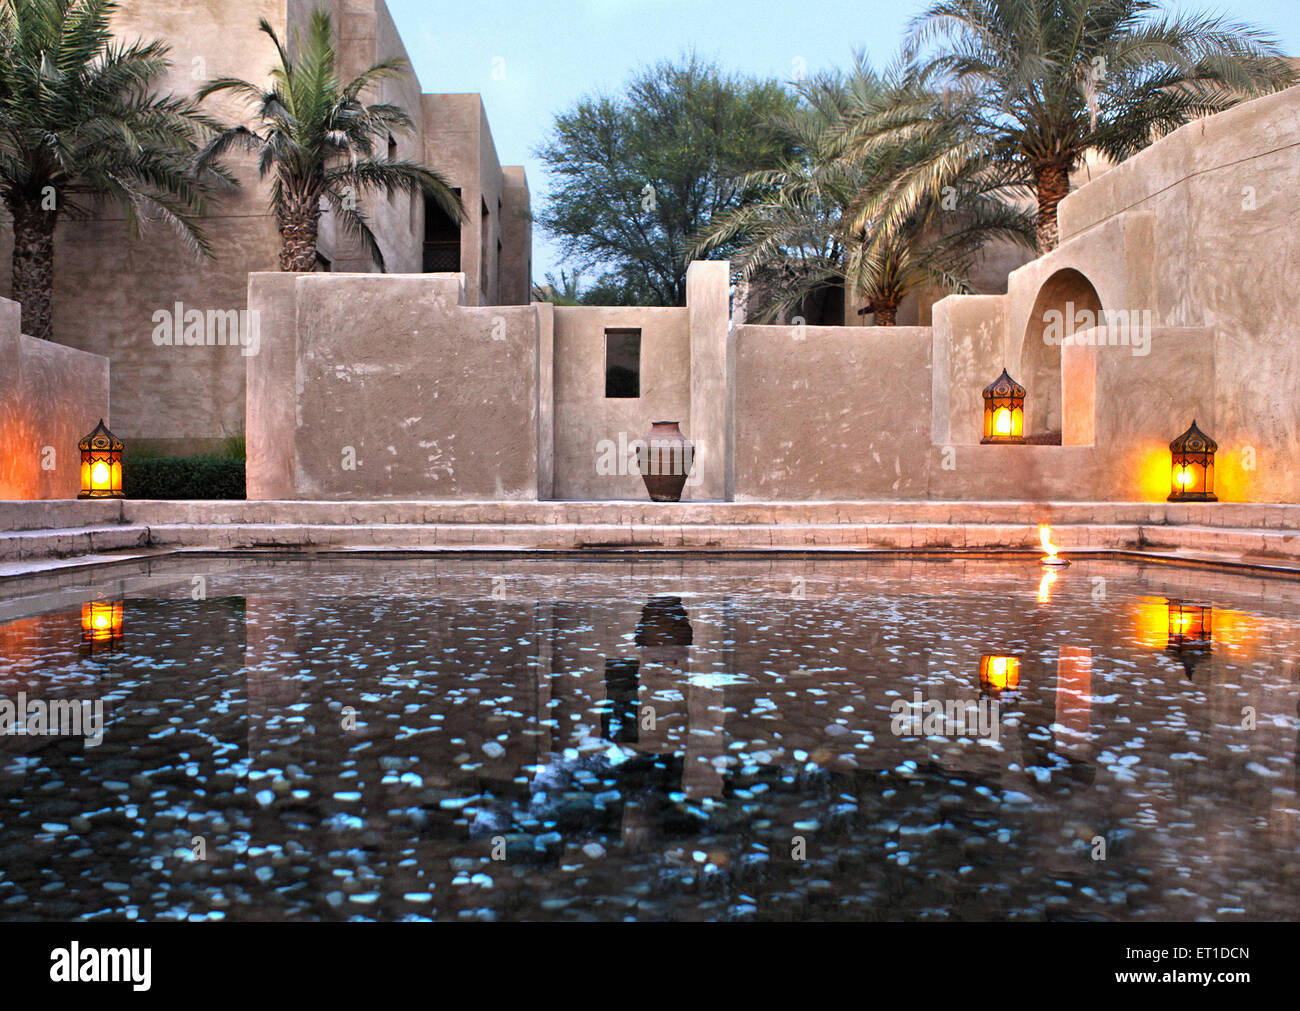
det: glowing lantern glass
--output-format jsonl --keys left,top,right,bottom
{"left": 981, "top": 369, "right": 1026, "bottom": 444}
{"left": 1166, "top": 600, "right": 1212, "bottom": 678}
{"left": 81, "top": 600, "right": 124, "bottom": 655}
{"left": 979, "top": 655, "right": 1021, "bottom": 695}
{"left": 1167, "top": 420, "right": 1217, "bottom": 502}
{"left": 78, "top": 420, "right": 123, "bottom": 499}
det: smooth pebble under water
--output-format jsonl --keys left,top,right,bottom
{"left": 0, "top": 554, "right": 1297, "bottom": 921}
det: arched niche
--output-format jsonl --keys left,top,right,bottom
{"left": 1020, "top": 268, "right": 1103, "bottom": 442}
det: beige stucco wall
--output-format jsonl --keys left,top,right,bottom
{"left": 735, "top": 325, "right": 933, "bottom": 500}
{"left": 1055, "top": 85, "right": 1300, "bottom": 503}
{"left": 243, "top": 84, "right": 1300, "bottom": 505}
{"left": 501, "top": 167, "right": 534, "bottom": 306}
{"left": 0, "top": 299, "right": 110, "bottom": 500}
{"left": 420, "top": 94, "right": 532, "bottom": 308}
{"left": 930, "top": 294, "right": 1006, "bottom": 447}
{"left": 314, "top": 0, "right": 424, "bottom": 275}
{"left": 246, "top": 272, "right": 540, "bottom": 500}
{"left": 0, "top": 0, "right": 287, "bottom": 457}
{"left": 551, "top": 306, "right": 692, "bottom": 501}
{"left": 687, "top": 260, "right": 733, "bottom": 500}
{"left": 0, "top": 0, "right": 531, "bottom": 458}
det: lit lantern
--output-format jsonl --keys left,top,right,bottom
{"left": 78, "top": 420, "right": 124, "bottom": 499}
{"left": 1166, "top": 600, "right": 1212, "bottom": 678}
{"left": 1167, "top": 420, "right": 1217, "bottom": 502}
{"left": 81, "top": 600, "right": 124, "bottom": 655}
{"left": 979, "top": 655, "right": 1021, "bottom": 695}
{"left": 981, "top": 369, "right": 1026, "bottom": 444}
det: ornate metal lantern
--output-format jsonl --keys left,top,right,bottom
{"left": 78, "top": 420, "right": 123, "bottom": 499}
{"left": 979, "top": 655, "right": 1021, "bottom": 696}
{"left": 1168, "top": 420, "right": 1217, "bottom": 502}
{"left": 981, "top": 369, "right": 1026, "bottom": 444}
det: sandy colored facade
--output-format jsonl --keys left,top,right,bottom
{"left": 0, "top": 0, "right": 531, "bottom": 457}
{"left": 244, "top": 84, "right": 1299, "bottom": 504}
{"left": 0, "top": 298, "right": 110, "bottom": 500}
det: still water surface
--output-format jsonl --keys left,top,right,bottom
{"left": 0, "top": 555, "right": 1297, "bottom": 921}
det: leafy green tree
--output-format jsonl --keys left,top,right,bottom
{"left": 0, "top": 0, "right": 231, "bottom": 340}
{"left": 536, "top": 55, "right": 796, "bottom": 306}
{"left": 893, "top": 0, "right": 1294, "bottom": 251}
{"left": 696, "top": 63, "right": 1035, "bottom": 324}
{"left": 197, "top": 11, "right": 462, "bottom": 271}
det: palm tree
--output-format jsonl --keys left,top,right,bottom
{"left": 532, "top": 269, "right": 584, "bottom": 305}
{"left": 898, "top": 0, "right": 1294, "bottom": 251}
{"left": 197, "top": 11, "right": 463, "bottom": 272}
{"left": 694, "top": 64, "right": 1035, "bottom": 325}
{"left": 0, "top": 0, "right": 231, "bottom": 341}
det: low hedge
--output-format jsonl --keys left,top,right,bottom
{"left": 124, "top": 456, "right": 246, "bottom": 500}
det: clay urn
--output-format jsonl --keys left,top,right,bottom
{"left": 638, "top": 421, "right": 694, "bottom": 502}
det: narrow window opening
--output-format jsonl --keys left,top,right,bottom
{"left": 423, "top": 188, "right": 461, "bottom": 272}
{"left": 605, "top": 329, "right": 641, "bottom": 398}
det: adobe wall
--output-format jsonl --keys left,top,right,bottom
{"left": 246, "top": 273, "right": 541, "bottom": 500}
{"left": 551, "top": 306, "right": 692, "bottom": 501}
{"left": 0, "top": 0, "right": 288, "bottom": 457}
{"left": 734, "top": 325, "right": 933, "bottom": 500}
{"left": 968, "top": 84, "right": 1300, "bottom": 503}
{"left": 0, "top": 1, "right": 532, "bottom": 458}
{"left": 0, "top": 299, "right": 110, "bottom": 500}
{"left": 1056, "top": 85, "right": 1300, "bottom": 503}
{"left": 237, "top": 88, "right": 1297, "bottom": 506}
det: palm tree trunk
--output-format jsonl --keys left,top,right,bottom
{"left": 873, "top": 300, "right": 898, "bottom": 326}
{"left": 278, "top": 199, "right": 321, "bottom": 272}
{"left": 1033, "top": 162, "right": 1070, "bottom": 252}
{"left": 9, "top": 199, "right": 57, "bottom": 341}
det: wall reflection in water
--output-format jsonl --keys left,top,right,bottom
{"left": 0, "top": 556, "right": 1297, "bottom": 921}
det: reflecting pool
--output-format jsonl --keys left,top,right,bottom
{"left": 0, "top": 555, "right": 1297, "bottom": 921}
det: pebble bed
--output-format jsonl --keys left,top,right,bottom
{"left": 0, "top": 556, "right": 1296, "bottom": 921}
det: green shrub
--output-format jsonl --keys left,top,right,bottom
{"left": 124, "top": 456, "right": 246, "bottom": 499}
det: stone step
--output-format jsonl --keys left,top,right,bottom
{"left": 5, "top": 499, "right": 1299, "bottom": 531}
{"left": 0, "top": 525, "right": 149, "bottom": 562}
{"left": 143, "top": 521, "right": 1113, "bottom": 551}
{"left": 136, "top": 521, "right": 1292, "bottom": 559}
{"left": 3, "top": 515, "right": 1298, "bottom": 570}
{"left": 106, "top": 499, "right": 1300, "bottom": 529}
{"left": 0, "top": 500, "right": 123, "bottom": 531}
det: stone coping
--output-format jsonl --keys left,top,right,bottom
{"left": 2, "top": 541, "right": 1299, "bottom": 588}
{"left": 2, "top": 518, "right": 1298, "bottom": 578}
{"left": 3, "top": 498, "right": 1299, "bottom": 531}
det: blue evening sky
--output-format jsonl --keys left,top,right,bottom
{"left": 385, "top": 0, "right": 1300, "bottom": 284}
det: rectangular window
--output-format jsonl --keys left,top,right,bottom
{"left": 423, "top": 188, "right": 461, "bottom": 272}
{"left": 605, "top": 329, "right": 641, "bottom": 398}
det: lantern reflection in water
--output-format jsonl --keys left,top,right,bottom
{"left": 1166, "top": 600, "right": 1212, "bottom": 679}
{"left": 81, "top": 601, "right": 123, "bottom": 656}
{"left": 979, "top": 655, "right": 1021, "bottom": 697}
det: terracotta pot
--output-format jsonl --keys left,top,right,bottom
{"left": 638, "top": 421, "right": 694, "bottom": 502}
